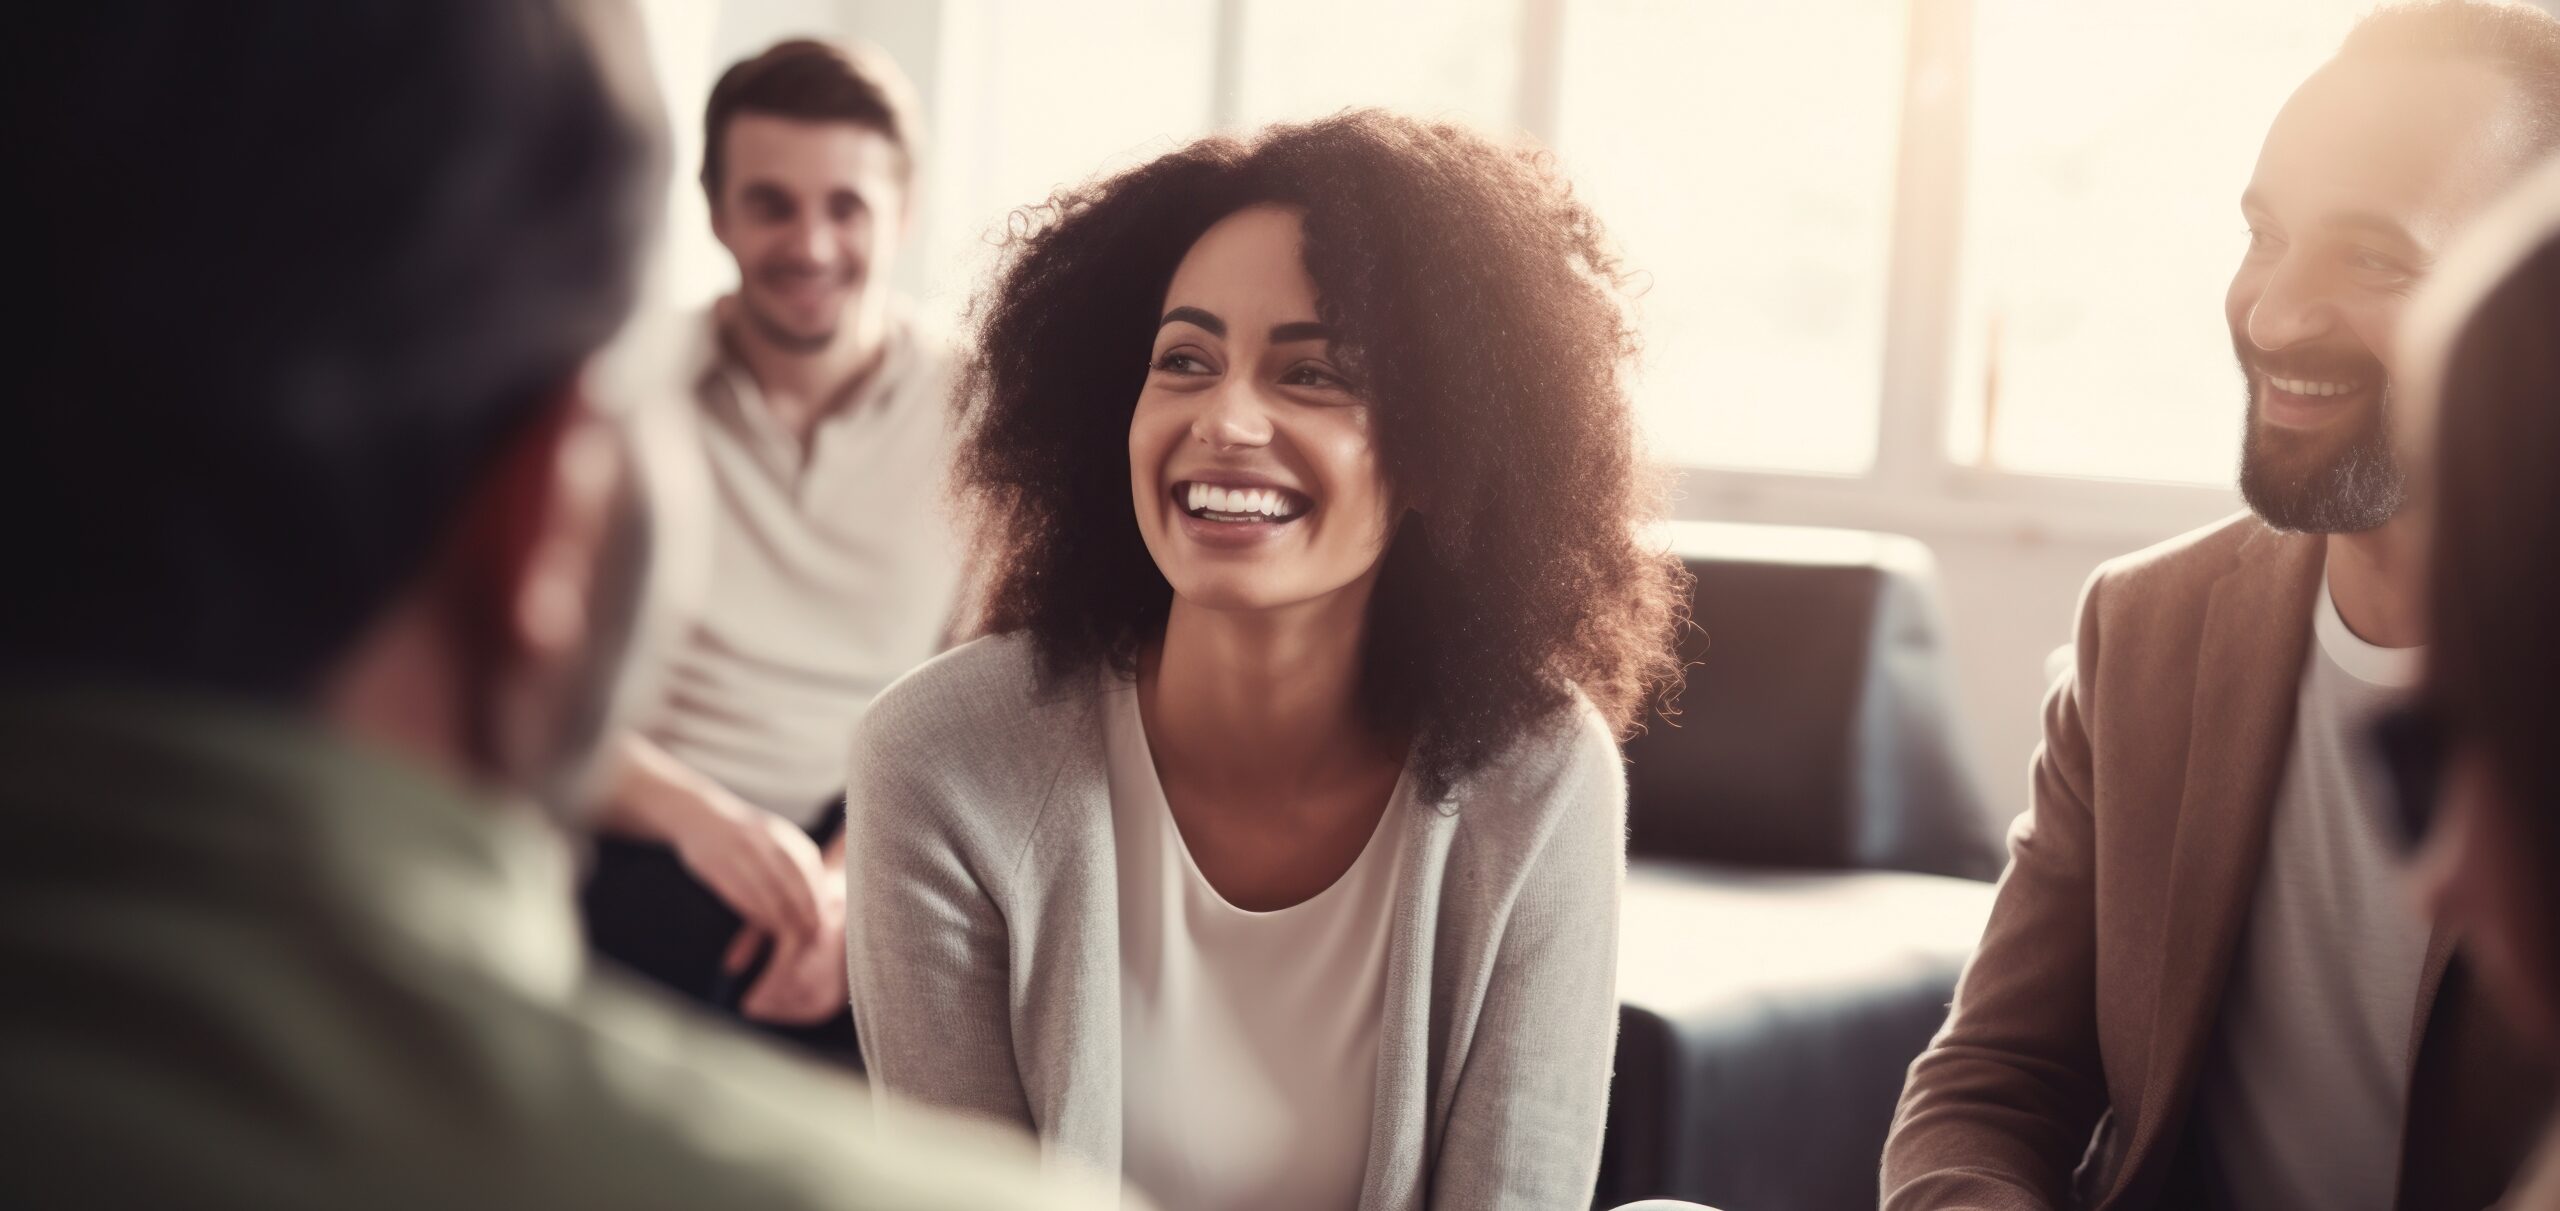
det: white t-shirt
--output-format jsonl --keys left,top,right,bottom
{"left": 639, "top": 307, "right": 966, "bottom": 828}
{"left": 1104, "top": 676, "right": 1405, "bottom": 1211}
{"left": 2193, "top": 568, "right": 2434, "bottom": 1210}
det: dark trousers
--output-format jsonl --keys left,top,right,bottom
{"left": 578, "top": 799, "right": 862, "bottom": 1069}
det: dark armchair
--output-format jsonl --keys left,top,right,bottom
{"left": 1597, "top": 522, "right": 2011, "bottom": 1211}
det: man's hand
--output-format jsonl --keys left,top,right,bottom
{"left": 599, "top": 734, "right": 827, "bottom": 940}
{"left": 730, "top": 870, "right": 849, "bottom": 1025}
{"left": 669, "top": 795, "right": 827, "bottom": 940}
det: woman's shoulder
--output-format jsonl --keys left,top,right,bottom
{"left": 1476, "top": 690, "right": 1622, "bottom": 793}
{"left": 1444, "top": 691, "right": 1625, "bottom": 835}
{"left": 1431, "top": 691, "right": 1626, "bottom": 914}
{"left": 863, "top": 632, "right": 1044, "bottom": 726}
{"left": 849, "top": 633, "right": 1098, "bottom": 813}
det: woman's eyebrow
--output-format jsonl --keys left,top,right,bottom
{"left": 1269, "top": 321, "right": 1334, "bottom": 345}
{"left": 1158, "top": 306, "right": 1224, "bottom": 336}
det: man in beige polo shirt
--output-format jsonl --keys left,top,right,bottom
{"left": 583, "top": 38, "right": 964, "bottom": 1061}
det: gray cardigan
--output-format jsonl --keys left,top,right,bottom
{"left": 843, "top": 634, "right": 1627, "bottom": 1211}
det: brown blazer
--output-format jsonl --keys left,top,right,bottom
{"left": 1881, "top": 514, "right": 2554, "bottom": 1211}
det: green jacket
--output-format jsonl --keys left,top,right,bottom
{"left": 0, "top": 688, "right": 1119, "bottom": 1210}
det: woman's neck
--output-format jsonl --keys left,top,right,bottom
{"left": 1140, "top": 583, "right": 1392, "bottom": 802}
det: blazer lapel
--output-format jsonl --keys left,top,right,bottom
{"left": 2114, "top": 530, "right": 2323, "bottom": 1199}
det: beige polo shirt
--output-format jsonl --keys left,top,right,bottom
{"left": 640, "top": 304, "right": 967, "bottom": 827}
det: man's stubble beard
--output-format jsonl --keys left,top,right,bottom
{"left": 739, "top": 288, "right": 839, "bottom": 355}
{"left": 2234, "top": 342, "right": 2407, "bottom": 535}
{"left": 740, "top": 258, "right": 869, "bottom": 357}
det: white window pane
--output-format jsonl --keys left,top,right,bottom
{"left": 1558, "top": 0, "right": 1907, "bottom": 475}
{"left": 920, "top": 0, "right": 1217, "bottom": 315}
{"left": 1235, "top": 0, "right": 1524, "bottom": 133}
{"left": 1947, "top": 0, "right": 2369, "bottom": 484}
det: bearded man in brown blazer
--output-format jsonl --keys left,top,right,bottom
{"left": 1884, "top": 5, "right": 2560, "bottom": 1209}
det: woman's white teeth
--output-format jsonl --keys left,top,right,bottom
{"left": 2270, "top": 376, "right": 2359, "bottom": 398}
{"left": 1183, "top": 483, "right": 1296, "bottom": 519}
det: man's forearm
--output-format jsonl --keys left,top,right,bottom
{"left": 595, "top": 731, "right": 718, "bottom": 842}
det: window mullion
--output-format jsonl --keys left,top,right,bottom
{"left": 1210, "top": 0, "right": 1246, "bottom": 129}
{"left": 1871, "top": 0, "right": 1973, "bottom": 493}
{"left": 1515, "top": 0, "right": 1565, "bottom": 144}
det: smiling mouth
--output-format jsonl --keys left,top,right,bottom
{"left": 1174, "top": 481, "right": 1312, "bottom": 524}
{"left": 2264, "top": 374, "right": 2367, "bottom": 399}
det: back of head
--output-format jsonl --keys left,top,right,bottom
{"left": 2430, "top": 228, "right": 2560, "bottom": 830}
{"left": 9, "top": 1, "right": 664, "bottom": 699}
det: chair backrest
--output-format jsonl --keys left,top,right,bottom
{"left": 1625, "top": 522, "right": 2004, "bottom": 881}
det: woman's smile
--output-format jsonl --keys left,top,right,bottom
{"left": 1172, "top": 480, "right": 1313, "bottom": 524}
{"left": 1129, "top": 205, "right": 1391, "bottom": 603}
{"left": 1167, "top": 477, "right": 1315, "bottom": 550}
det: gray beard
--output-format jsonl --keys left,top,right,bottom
{"left": 531, "top": 485, "right": 654, "bottom": 823}
{"left": 2237, "top": 380, "right": 2407, "bottom": 534}
{"left": 470, "top": 478, "right": 656, "bottom": 832}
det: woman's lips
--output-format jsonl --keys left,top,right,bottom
{"left": 1166, "top": 480, "right": 1312, "bottom": 550}
{"left": 1175, "top": 508, "right": 1290, "bottom": 549}
{"left": 1172, "top": 480, "right": 1311, "bottom": 522}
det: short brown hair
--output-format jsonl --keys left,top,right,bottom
{"left": 700, "top": 38, "right": 920, "bottom": 196}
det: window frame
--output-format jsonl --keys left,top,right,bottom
{"left": 1197, "top": 0, "right": 2245, "bottom": 544}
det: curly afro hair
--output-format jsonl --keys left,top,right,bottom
{"left": 956, "top": 109, "right": 1687, "bottom": 800}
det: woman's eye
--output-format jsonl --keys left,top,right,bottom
{"left": 1152, "top": 351, "right": 1210, "bottom": 374}
{"left": 1281, "top": 364, "right": 1352, "bottom": 392}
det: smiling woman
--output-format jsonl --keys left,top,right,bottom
{"left": 957, "top": 113, "right": 1687, "bottom": 799}
{"left": 843, "top": 110, "right": 1687, "bottom": 1211}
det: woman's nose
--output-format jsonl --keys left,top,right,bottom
{"left": 1192, "top": 380, "right": 1275, "bottom": 449}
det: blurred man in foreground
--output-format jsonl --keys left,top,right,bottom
{"left": 0, "top": 4, "right": 1109, "bottom": 1207}
{"left": 2392, "top": 158, "right": 2560, "bottom": 1211}
{"left": 1886, "top": 4, "right": 2559, "bottom": 1207}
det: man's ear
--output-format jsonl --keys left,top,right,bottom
{"left": 705, "top": 170, "right": 741, "bottom": 258}
{"left": 708, "top": 199, "right": 740, "bottom": 259}
{"left": 441, "top": 376, "right": 624, "bottom": 670}
{"left": 896, "top": 176, "right": 922, "bottom": 244}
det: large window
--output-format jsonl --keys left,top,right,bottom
{"left": 1557, "top": 0, "right": 1908, "bottom": 475}
{"left": 1943, "top": 0, "right": 2372, "bottom": 485}
{"left": 1233, "top": 0, "right": 1523, "bottom": 131}
{"left": 857, "top": 0, "right": 2411, "bottom": 505}
{"left": 917, "top": 0, "right": 1219, "bottom": 316}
